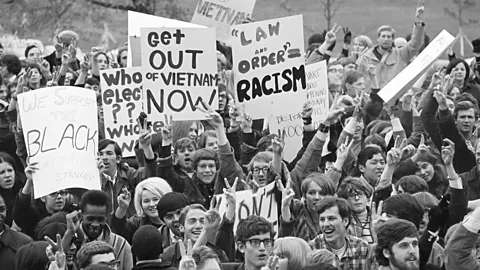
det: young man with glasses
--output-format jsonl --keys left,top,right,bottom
{"left": 76, "top": 241, "right": 121, "bottom": 270}
{"left": 336, "top": 177, "right": 375, "bottom": 244}
{"left": 310, "top": 196, "right": 370, "bottom": 270}
{"left": 223, "top": 215, "right": 275, "bottom": 270}
{"left": 64, "top": 190, "right": 133, "bottom": 270}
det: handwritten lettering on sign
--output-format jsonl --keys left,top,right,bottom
{"left": 191, "top": 0, "right": 256, "bottom": 43}
{"left": 230, "top": 15, "right": 306, "bottom": 118}
{"left": 141, "top": 28, "right": 218, "bottom": 121}
{"left": 100, "top": 67, "right": 144, "bottom": 157}
{"left": 18, "top": 86, "right": 100, "bottom": 198}
{"left": 215, "top": 181, "right": 278, "bottom": 234}
{"left": 269, "top": 61, "right": 329, "bottom": 161}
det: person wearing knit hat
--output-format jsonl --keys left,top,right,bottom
{"left": 76, "top": 241, "right": 118, "bottom": 270}
{"left": 132, "top": 225, "right": 176, "bottom": 270}
{"left": 156, "top": 192, "right": 190, "bottom": 249}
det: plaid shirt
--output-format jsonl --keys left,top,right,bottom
{"left": 309, "top": 234, "right": 371, "bottom": 270}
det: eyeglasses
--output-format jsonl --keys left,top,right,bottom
{"left": 328, "top": 68, "right": 344, "bottom": 74}
{"left": 98, "top": 260, "right": 121, "bottom": 269}
{"left": 245, "top": 238, "right": 274, "bottom": 247}
{"left": 348, "top": 191, "right": 366, "bottom": 199}
{"left": 49, "top": 190, "right": 69, "bottom": 197}
{"left": 252, "top": 167, "right": 269, "bottom": 174}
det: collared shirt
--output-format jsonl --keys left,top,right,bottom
{"left": 309, "top": 234, "right": 370, "bottom": 270}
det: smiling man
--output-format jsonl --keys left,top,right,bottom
{"left": 75, "top": 190, "right": 133, "bottom": 270}
{"left": 309, "top": 196, "right": 370, "bottom": 270}
{"left": 375, "top": 219, "right": 420, "bottom": 270}
{"left": 357, "top": 147, "right": 386, "bottom": 188}
{"left": 156, "top": 192, "right": 191, "bottom": 249}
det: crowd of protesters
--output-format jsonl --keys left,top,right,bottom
{"left": 1, "top": 0, "right": 480, "bottom": 269}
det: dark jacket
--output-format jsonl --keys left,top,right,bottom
{"left": 132, "top": 260, "right": 177, "bottom": 270}
{"left": 101, "top": 154, "right": 157, "bottom": 220}
{"left": 460, "top": 167, "right": 480, "bottom": 201}
{"left": 111, "top": 214, "right": 162, "bottom": 244}
{"left": 279, "top": 199, "right": 320, "bottom": 242}
{"left": 0, "top": 226, "right": 33, "bottom": 270}
{"left": 0, "top": 173, "right": 25, "bottom": 227}
{"left": 437, "top": 108, "right": 476, "bottom": 175}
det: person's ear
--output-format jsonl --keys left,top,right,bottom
{"left": 179, "top": 224, "right": 185, "bottom": 233}
{"left": 41, "top": 196, "right": 46, "bottom": 203}
{"left": 116, "top": 155, "right": 122, "bottom": 164}
{"left": 358, "top": 164, "right": 365, "bottom": 173}
{"left": 383, "top": 248, "right": 391, "bottom": 259}
{"left": 237, "top": 241, "right": 246, "bottom": 254}
{"left": 343, "top": 217, "right": 349, "bottom": 227}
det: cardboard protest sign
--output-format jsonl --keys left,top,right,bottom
{"left": 191, "top": 0, "right": 256, "bottom": 43}
{"left": 230, "top": 15, "right": 306, "bottom": 119}
{"left": 18, "top": 86, "right": 100, "bottom": 198}
{"left": 100, "top": 67, "right": 143, "bottom": 157}
{"left": 141, "top": 27, "right": 218, "bottom": 121}
{"left": 127, "top": 11, "right": 206, "bottom": 68}
{"left": 269, "top": 61, "right": 330, "bottom": 161}
{"left": 128, "top": 36, "right": 142, "bottom": 67}
{"left": 378, "top": 30, "right": 455, "bottom": 105}
{"left": 215, "top": 181, "right": 278, "bottom": 234}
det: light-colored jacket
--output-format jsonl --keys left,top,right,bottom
{"left": 356, "top": 23, "right": 425, "bottom": 89}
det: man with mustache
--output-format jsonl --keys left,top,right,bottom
{"left": 375, "top": 219, "right": 420, "bottom": 270}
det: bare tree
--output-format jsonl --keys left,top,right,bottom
{"left": 85, "top": 0, "right": 189, "bottom": 20}
{"left": 321, "top": 0, "right": 347, "bottom": 30}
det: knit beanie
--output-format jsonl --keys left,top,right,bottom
{"left": 157, "top": 192, "right": 190, "bottom": 221}
{"left": 383, "top": 194, "right": 424, "bottom": 229}
{"left": 132, "top": 225, "right": 164, "bottom": 261}
{"left": 35, "top": 211, "right": 67, "bottom": 241}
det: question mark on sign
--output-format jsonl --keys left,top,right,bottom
{"left": 283, "top": 42, "right": 291, "bottom": 51}
{"left": 112, "top": 104, "right": 121, "bottom": 124}
{"left": 126, "top": 102, "right": 135, "bottom": 123}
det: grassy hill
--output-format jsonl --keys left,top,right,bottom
{"left": 34, "top": 0, "right": 480, "bottom": 57}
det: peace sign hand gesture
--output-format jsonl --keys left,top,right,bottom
{"left": 441, "top": 138, "right": 455, "bottom": 166}
{"left": 272, "top": 129, "right": 286, "bottom": 156}
{"left": 46, "top": 234, "right": 66, "bottom": 270}
{"left": 277, "top": 177, "right": 295, "bottom": 209}
{"left": 336, "top": 136, "right": 354, "bottom": 163}
{"left": 261, "top": 255, "right": 279, "bottom": 270}
{"left": 223, "top": 177, "right": 239, "bottom": 207}
{"left": 179, "top": 239, "right": 196, "bottom": 270}
{"left": 196, "top": 99, "right": 224, "bottom": 129}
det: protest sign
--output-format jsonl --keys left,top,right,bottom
{"left": 378, "top": 30, "right": 455, "bottom": 105}
{"left": 127, "top": 11, "right": 206, "bottom": 68}
{"left": 18, "top": 86, "right": 100, "bottom": 198}
{"left": 141, "top": 27, "right": 218, "bottom": 121}
{"left": 230, "top": 15, "right": 306, "bottom": 119}
{"left": 191, "top": 0, "right": 256, "bottom": 43}
{"left": 215, "top": 181, "right": 278, "bottom": 234}
{"left": 269, "top": 61, "right": 330, "bottom": 161}
{"left": 100, "top": 67, "right": 144, "bottom": 157}
{"left": 128, "top": 36, "right": 142, "bottom": 67}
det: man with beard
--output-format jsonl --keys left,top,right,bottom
{"left": 156, "top": 192, "right": 190, "bottom": 249}
{"left": 356, "top": 0, "right": 426, "bottom": 88}
{"left": 375, "top": 219, "right": 420, "bottom": 270}
{"left": 63, "top": 190, "right": 133, "bottom": 270}
{"left": 309, "top": 196, "right": 370, "bottom": 270}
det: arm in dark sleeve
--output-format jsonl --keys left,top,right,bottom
{"left": 420, "top": 89, "right": 443, "bottom": 151}
{"left": 447, "top": 187, "right": 468, "bottom": 229}
{"left": 110, "top": 215, "right": 141, "bottom": 244}
{"left": 13, "top": 192, "right": 40, "bottom": 235}
{"left": 400, "top": 109, "right": 413, "bottom": 138}
{"left": 215, "top": 216, "right": 235, "bottom": 262}
{"left": 226, "top": 128, "right": 242, "bottom": 162}
{"left": 157, "top": 155, "right": 185, "bottom": 193}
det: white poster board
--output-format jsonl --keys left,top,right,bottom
{"left": 230, "top": 15, "right": 306, "bottom": 119}
{"left": 191, "top": 0, "right": 256, "bottom": 43}
{"left": 127, "top": 11, "right": 206, "bottom": 67}
{"left": 18, "top": 86, "right": 100, "bottom": 198}
{"left": 269, "top": 61, "right": 330, "bottom": 161}
{"left": 100, "top": 67, "right": 144, "bottom": 157}
{"left": 215, "top": 181, "right": 278, "bottom": 234}
{"left": 141, "top": 27, "right": 218, "bottom": 121}
{"left": 378, "top": 30, "right": 455, "bottom": 104}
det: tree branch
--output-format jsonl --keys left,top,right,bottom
{"left": 331, "top": 0, "right": 345, "bottom": 18}
{"left": 85, "top": 0, "right": 135, "bottom": 11}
